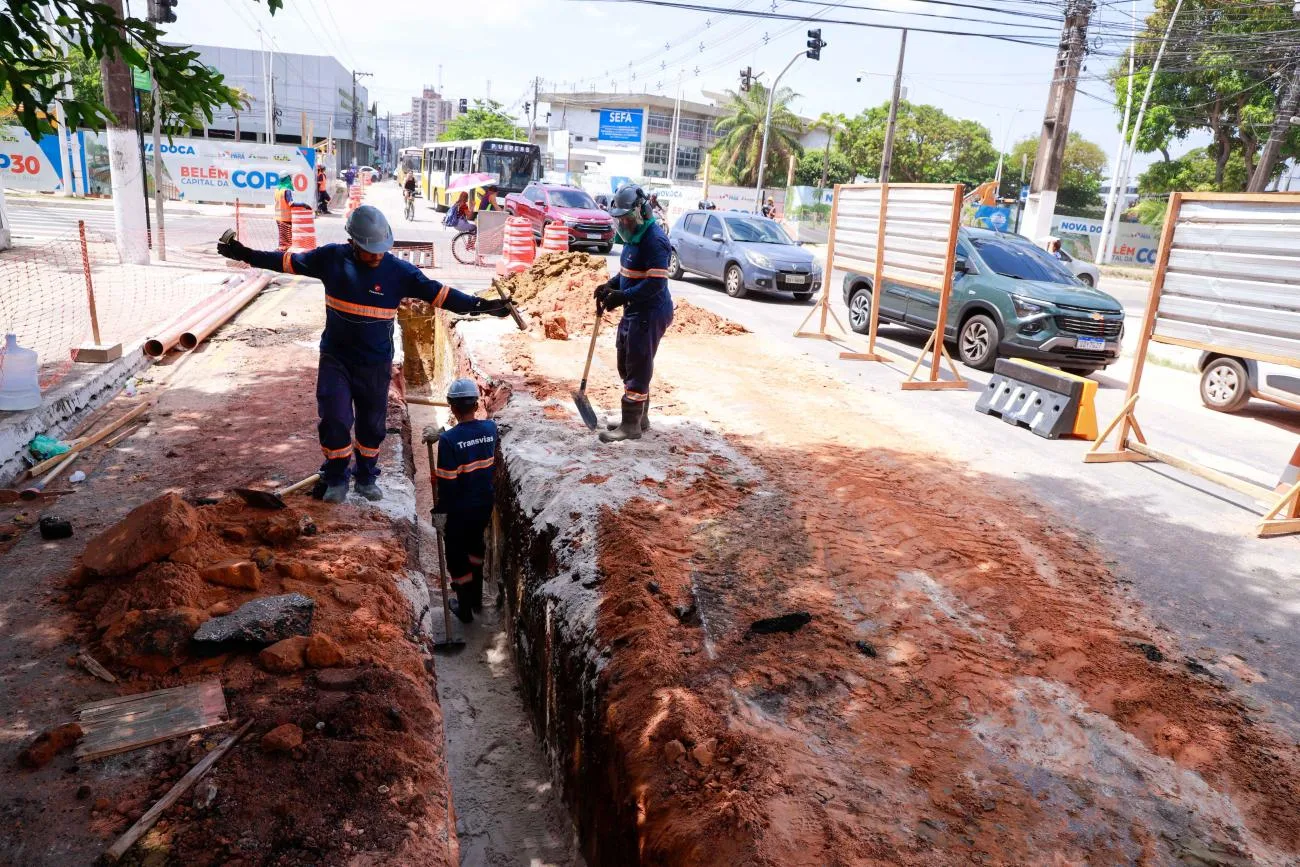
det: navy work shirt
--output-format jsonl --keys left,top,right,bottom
{"left": 244, "top": 242, "right": 478, "bottom": 366}
{"left": 434, "top": 418, "right": 498, "bottom": 512}
{"left": 615, "top": 218, "right": 673, "bottom": 315}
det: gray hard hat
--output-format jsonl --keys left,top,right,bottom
{"left": 608, "top": 183, "right": 647, "bottom": 218}
{"left": 446, "top": 378, "right": 480, "bottom": 400}
{"left": 344, "top": 204, "right": 394, "bottom": 254}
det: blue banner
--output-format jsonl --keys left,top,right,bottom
{"left": 598, "top": 109, "right": 643, "bottom": 143}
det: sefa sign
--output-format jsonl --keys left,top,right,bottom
{"left": 598, "top": 109, "right": 643, "bottom": 143}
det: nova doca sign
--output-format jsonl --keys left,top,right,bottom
{"left": 145, "top": 139, "right": 317, "bottom": 205}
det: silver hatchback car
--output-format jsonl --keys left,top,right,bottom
{"left": 669, "top": 210, "right": 823, "bottom": 301}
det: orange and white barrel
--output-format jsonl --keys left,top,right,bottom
{"left": 496, "top": 216, "right": 536, "bottom": 275}
{"left": 541, "top": 222, "right": 570, "bottom": 255}
{"left": 289, "top": 207, "right": 317, "bottom": 252}
{"left": 1276, "top": 443, "right": 1300, "bottom": 494}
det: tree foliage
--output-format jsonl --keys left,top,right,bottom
{"left": 1007, "top": 132, "right": 1107, "bottom": 210}
{"left": 710, "top": 83, "right": 804, "bottom": 187}
{"left": 794, "top": 148, "right": 854, "bottom": 187}
{"left": 839, "top": 101, "right": 996, "bottom": 186}
{"left": 439, "top": 99, "right": 523, "bottom": 142}
{"left": 1137, "top": 145, "right": 1248, "bottom": 194}
{"left": 0, "top": 0, "right": 274, "bottom": 136}
{"left": 1112, "top": 0, "right": 1299, "bottom": 188}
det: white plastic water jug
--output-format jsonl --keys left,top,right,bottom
{"left": 0, "top": 334, "right": 41, "bottom": 411}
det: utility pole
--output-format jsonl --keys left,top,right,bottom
{"left": 1022, "top": 0, "right": 1094, "bottom": 242}
{"left": 1099, "top": 0, "right": 1183, "bottom": 262}
{"left": 351, "top": 70, "right": 372, "bottom": 167}
{"left": 1249, "top": 3, "right": 1300, "bottom": 194}
{"left": 1096, "top": 0, "right": 1138, "bottom": 265}
{"left": 879, "top": 29, "right": 907, "bottom": 183}
{"left": 527, "top": 76, "right": 541, "bottom": 142}
{"left": 150, "top": 66, "right": 165, "bottom": 260}
{"left": 100, "top": 0, "right": 149, "bottom": 264}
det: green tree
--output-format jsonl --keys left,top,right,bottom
{"left": 0, "top": 0, "right": 270, "bottom": 137}
{"left": 1136, "top": 145, "right": 1248, "bottom": 194}
{"left": 808, "top": 111, "right": 846, "bottom": 188}
{"left": 710, "top": 83, "right": 804, "bottom": 187}
{"left": 440, "top": 99, "right": 523, "bottom": 142}
{"left": 794, "top": 149, "right": 853, "bottom": 187}
{"left": 1112, "top": 0, "right": 1298, "bottom": 187}
{"left": 1006, "top": 132, "right": 1107, "bottom": 210}
{"left": 839, "top": 101, "right": 996, "bottom": 185}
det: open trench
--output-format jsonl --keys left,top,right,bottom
{"left": 397, "top": 295, "right": 1300, "bottom": 867}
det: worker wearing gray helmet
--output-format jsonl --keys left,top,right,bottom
{"left": 217, "top": 205, "right": 510, "bottom": 504}
{"left": 593, "top": 183, "right": 674, "bottom": 442}
{"left": 432, "top": 378, "right": 499, "bottom": 622}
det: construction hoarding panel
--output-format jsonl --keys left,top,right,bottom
{"left": 144, "top": 139, "right": 317, "bottom": 206}
{"left": 880, "top": 185, "right": 960, "bottom": 291}
{"left": 828, "top": 185, "right": 882, "bottom": 278}
{"left": 1153, "top": 194, "right": 1300, "bottom": 367}
{"left": 0, "top": 126, "right": 81, "bottom": 193}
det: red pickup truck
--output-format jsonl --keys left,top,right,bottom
{"left": 504, "top": 183, "right": 616, "bottom": 253}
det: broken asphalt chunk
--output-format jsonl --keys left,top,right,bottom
{"left": 193, "top": 592, "right": 314, "bottom": 646}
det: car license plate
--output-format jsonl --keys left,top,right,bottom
{"left": 786, "top": 274, "right": 807, "bottom": 284}
{"left": 1076, "top": 336, "right": 1106, "bottom": 351}
{"left": 587, "top": 233, "right": 603, "bottom": 240}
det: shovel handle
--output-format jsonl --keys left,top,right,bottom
{"left": 278, "top": 473, "right": 320, "bottom": 497}
{"left": 578, "top": 304, "right": 603, "bottom": 391}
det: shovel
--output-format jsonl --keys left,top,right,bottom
{"left": 232, "top": 473, "right": 320, "bottom": 510}
{"left": 423, "top": 428, "right": 465, "bottom": 651}
{"left": 20, "top": 453, "right": 80, "bottom": 501}
{"left": 572, "top": 302, "right": 604, "bottom": 430}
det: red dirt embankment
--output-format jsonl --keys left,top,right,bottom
{"left": 492, "top": 331, "right": 1300, "bottom": 866}
{"left": 494, "top": 251, "right": 747, "bottom": 339}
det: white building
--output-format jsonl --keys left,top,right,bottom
{"left": 412, "top": 88, "right": 457, "bottom": 143}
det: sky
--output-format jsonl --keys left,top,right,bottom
{"left": 158, "top": 0, "right": 1172, "bottom": 179}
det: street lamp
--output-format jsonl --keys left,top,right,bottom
{"left": 993, "top": 109, "right": 1024, "bottom": 188}
{"left": 754, "top": 30, "right": 827, "bottom": 210}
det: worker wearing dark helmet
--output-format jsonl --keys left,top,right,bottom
{"left": 593, "top": 183, "right": 673, "bottom": 443}
{"left": 217, "top": 204, "right": 510, "bottom": 503}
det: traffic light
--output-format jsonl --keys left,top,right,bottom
{"left": 806, "top": 28, "right": 825, "bottom": 60}
{"left": 458, "top": 98, "right": 468, "bottom": 114}
{"left": 147, "top": 0, "right": 178, "bottom": 23}
{"left": 523, "top": 102, "right": 531, "bottom": 114}
{"left": 739, "top": 67, "right": 753, "bottom": 92}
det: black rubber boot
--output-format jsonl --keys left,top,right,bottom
{"left": 470, "top": 564, "right": 484, "bottom": 613}
{"left": 450, "top": 583, "right": 475, "bottom": 623}
{"left": 599, "top": 397, "right": 645, "bottom": 443}
{"left": 607, "top": 392, "right": 650, "bottom": 432}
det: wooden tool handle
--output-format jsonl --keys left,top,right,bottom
{"left": 27, "top": 402, "right": 151, "bottom": 478}
{"left": 22, "top": 452, "right": 80, "bottom": 499}
{"left": 578, "top": 306, "right": 603, "bottom": 390}
{"left": 278, "top": 473, "right": 320, "bottom": 497}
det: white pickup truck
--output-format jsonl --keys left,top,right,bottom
{"left": 1199, "top": 353, "right": 1300, "bottom": 413}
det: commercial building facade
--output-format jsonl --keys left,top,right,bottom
{"left": 183, "top": 44, "right": 374, "bottom": 166}
{"left": 412, "top": 88, "right": 457, "bottom": 143}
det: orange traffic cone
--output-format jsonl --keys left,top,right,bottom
{"left": 496, "top": 216, "right": 536, "bottom": 275}
{"left": 541, "top": 222, "right": 570, "bottom": 255}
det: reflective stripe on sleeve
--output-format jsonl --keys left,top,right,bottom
{"left": 621, "top": 268, "right": 671, "bottom": 279}
{"left": 432, "top": 284, "right": 451, "bottom": 307}
{"left": 282, "top": 252, "right": 295, "bottom": 274}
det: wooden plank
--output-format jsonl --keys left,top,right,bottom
{"left": 1150, "top": 334, "right": 1300, "bottom": 369}
{"left": 1178, "top": 191, "right": 1300, "bottom": 204}
{"left": 104, "top": 720, "right": 253, "bottom": 863}
{"left": 76, "top": 680, "right": 228, "bottom": 761}
{"left": 1127, "top": 441, "right": 1274, "bottom": 502}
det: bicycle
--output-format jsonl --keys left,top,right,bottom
{"left": 451, "top": 228, "right": 480, "bottom": 265}
{"left": 403, "top": 192, "right": 415, "bottom": 222}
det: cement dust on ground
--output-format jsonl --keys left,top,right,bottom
{"left": 0, "top": 276, "right": 458, "bottom": 866}
{"left": 467, "top": 316, "right": 1300, "bottom": 866}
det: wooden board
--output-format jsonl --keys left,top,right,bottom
{"left": 76, "top": 680, "right": 228, "bottom": 761}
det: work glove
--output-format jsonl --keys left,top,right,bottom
{"left": 602, "top": 289, "right": 629, "bottom": 311}
{"left": 471, "top": 297, "right": 511, "bottom": 318}
{"left": 593, "top": 276, "right": 620, "bottom": 305}
{"left": 217, "top": 236, "right": 251, "bottom": 262}
{"left": 431, "top": 511, "right": 448, "bottom": 533}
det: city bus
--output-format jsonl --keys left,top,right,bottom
{"left": 396, "top": 147, "right": 423, "bottom": 193}
{"left": 420, "top": 138, "right": 542, "bottom": 211}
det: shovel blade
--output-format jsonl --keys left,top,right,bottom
{"left": 572, "top": 389, "right": 599, "bottom": 430}
{"left": 232, "top": 487, "right": 287, "bottom": 509}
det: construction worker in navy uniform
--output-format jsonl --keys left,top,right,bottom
{"left": 432, "top": 378, "right": 498, "bottom": 623}
{"left": 216, "top": 205, "right": 510, "bottom": 503}
{"left": 594, "top": 183, "right": 673, "bottom": 443}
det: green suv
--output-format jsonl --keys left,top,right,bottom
{"left": 841, "top": 227, "right": 1124, "bottom": 374}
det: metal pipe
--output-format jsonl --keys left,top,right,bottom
{"left": 178, "top": 272, "right": 272, "bottom": 351}
{"left": 143, "top": 274, "right": 259, "bottom": 357}
{"left": 754, "top": 50, "right": 804, "bottom": 211}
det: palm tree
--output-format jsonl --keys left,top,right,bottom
{"left": 227, "top": 86, "right": 252, "bottom": 141}
{"left": 712, "top": 83, "right": 804, "bottom": 187}
{"left": 810, "top": 112, "right": 846, "bottom": 189}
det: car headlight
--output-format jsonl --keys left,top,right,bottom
{"left": 1011, "top": 294, "right": 1050, "bottom": 317}
{"left": 563, "top": 218, "right": 579, "bottom": 227}
{"left": 746, "top": 251, "right": 773, "bottom": 269}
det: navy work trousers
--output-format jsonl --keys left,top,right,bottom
{"left": 444, "top": 503, "right": 493, "bottom": 613}
{"left": 316, "top": 352, "right": 390, "bottom": 486}
{"left": 615, "top": 292, "right": 674, "bottom": 402}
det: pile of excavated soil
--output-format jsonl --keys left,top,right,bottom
{"left": 493, "top": 251, "right": 747, "bottom": 339}
{"left": 61, "top": 491, "right": 454, "bottom": 865}
{"left": 478, "top": 330, "right": 1300, "bottom": 866}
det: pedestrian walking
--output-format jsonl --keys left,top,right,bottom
{"left": 593, "top": 183, "right": 673, "bottom": 443}
{"left": 431, "top": 378, "right": 498, "bottom": 623}
{"left": 316, "top": 164, "right": 331, "bottom": 215}
{"left": 216, "top": 205, "right": 511, "bottom": 503}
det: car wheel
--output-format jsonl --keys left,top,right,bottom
{"left": 724, "top": 264, "right": 748, "bottom": 298}
{"left": 668, "top": 250, "right": 684, "bottom": 279}
{"left": 793, "top": 291, "right": 814, "bottom": 303}
{"left": 848, "top": 286, "right": 873, "bottom": 334}
{"left": 1062, "top": 367, "right": 1099, "bottom": 377}
{"left": 1200, "top": 357, "right": 1251, "bottom": 413}
{"left": 1077, "top": 272, "right": 1095, "bottom": 287}
{"left": 957, "top": 313, "right": 999, "bottom": 371}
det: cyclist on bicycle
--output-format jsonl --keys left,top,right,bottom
{"left": 449, "top": 192, "right": 476, "bottom": 233}
{"left": 403, "top": 173, "right": 417, "bottom": 219}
